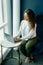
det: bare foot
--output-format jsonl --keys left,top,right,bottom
{"left": 25, "top": 57, "right": 31, "bottom": 63}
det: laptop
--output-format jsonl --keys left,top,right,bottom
{"left": 0, "top": 33, "right": 21, "bottom": 48}
{"left": 4, "top": 33, "right": 15, "bottom": 43}
{"left": 4, "top": 33, "right": 21, "bottom": 43}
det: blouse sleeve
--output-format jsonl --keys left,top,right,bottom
{"left": 21, "top": 23, "right": 37, "bottom": 40}
{"left": 15, "top": 25, "right": 21, "bottom": 37}
{"left": 21, "top": 29, "right": 34, "bottom": 40}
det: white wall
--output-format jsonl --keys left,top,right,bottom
{"left": 13, "top": 0, "right": 20, "bottom": 37}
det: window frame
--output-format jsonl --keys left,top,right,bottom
{"left": 0, "top": 0, "right": 8, "bottom": 41}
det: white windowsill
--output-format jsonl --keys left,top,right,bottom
{"left": 0, "top": 22, "right": 8, "bottom": 29}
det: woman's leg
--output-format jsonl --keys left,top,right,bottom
{"left": 25, "top": 38, "right": 37, "bottom": 56}
{"left": 25, "top": 38, "right": 37, "bottom": 63}
{"left": 20, "top": 38, "right": 37, "bottom": 63}
{"left": 20, "top": 40, "right": 28, "bottom": 56}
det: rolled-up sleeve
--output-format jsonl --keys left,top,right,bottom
{"left": 16, "top": 25, "right": 21, "bottom": 37}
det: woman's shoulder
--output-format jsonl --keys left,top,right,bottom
{"left": 35, "top": 23, "right": 37, "bottom": 28}
{"left": 21, "top": 20, "right": 25, "bottom": 25}
{"left": 21, "top": 20, "right": 25, "bottom": 23}
{"left": 21, "top": 20, "right": 28, "bottom": 24}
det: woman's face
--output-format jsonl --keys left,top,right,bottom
{"left": 24, "top": 12, "right": 29, "bottom": 21}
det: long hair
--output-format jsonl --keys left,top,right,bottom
{"left": 24, "top": 9, "right": 37, "bottom": 28}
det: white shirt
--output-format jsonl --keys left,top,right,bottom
{"left": 16, "top": 20, "right": 37, "bottom": 40}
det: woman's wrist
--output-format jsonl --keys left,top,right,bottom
{"left": 17, "top": 37, "right": 22, "bottom": 41}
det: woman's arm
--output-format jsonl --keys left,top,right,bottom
{"left": 15, "top": 26, "right": 21, "bottom": 37}
{"left": 13, "top": 25, "right": 22, "bottom": 41}
{"left": 21, "top": 23, "right": 37, "bottom": 40}
{"left": 21, "top": 29, "right": 35, "bottom": 40}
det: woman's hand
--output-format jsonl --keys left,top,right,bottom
{"left": 13, "top": 37, "right": 22, "bottom": 42}
{"left": 13, "top": 37, "right": 17, "bottom": 41}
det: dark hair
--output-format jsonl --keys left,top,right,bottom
{"left": 24, "top": 9, "right": 37, "bottom": 28}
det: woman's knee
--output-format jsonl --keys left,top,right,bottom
{"left": 20, "top": 40, "right": 27, "bottom": 52}
{"left": 20, "top": 40, "right": 27, "bottom": 49}
{"left": 25, "top": 42, "right": 30, "bottom": 50}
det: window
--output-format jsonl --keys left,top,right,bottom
{"left": 0, "top": 0, "right": 11, "bottom": 42}
{"left": 2, "top": 0, "right": 12, "bottom": 35}
{"left": 0, "top": 0, "right": 20, "bottom": 41}
{"left": 0, "top": 0, "right": 5, "bottom": 41}
{"left": 2, "top": 0, "right": 9, "bottom": 34}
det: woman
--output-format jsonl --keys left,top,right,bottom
{"left": 14, "top": 9, "right": 37, "bottom": 63}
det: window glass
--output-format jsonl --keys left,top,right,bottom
{"left": 0, "top": 0, "right": 4, "bottom": 41}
